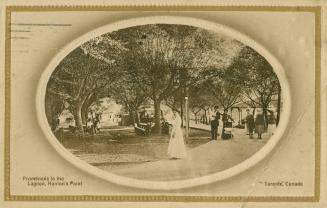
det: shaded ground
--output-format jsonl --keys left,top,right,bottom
{"left": 58, "top": 127, "right": 211, "bottom": 170}
{"left": 58, "top": 124, "right": 276, "bottom": 181}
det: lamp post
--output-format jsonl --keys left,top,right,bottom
{"left": 185, "top": 87, "right": 189, "bottom": 143}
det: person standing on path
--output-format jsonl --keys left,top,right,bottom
{"left": 167, "top": 111, "right": 187, "bottom": 159}
{"left": 255, "top": 109, "right": 265, "bottom": 139}
{"left": 210, "top": 106, "right": 220, "bottom": 140}
{"left": 245, "top": 109, "right": 255, "bottom": 138}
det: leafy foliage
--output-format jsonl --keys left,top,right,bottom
{"left": 45, "top": 24, "right": 281, "bottom": 134}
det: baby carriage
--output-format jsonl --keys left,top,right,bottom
{"left": 222, "top": 121, "right": 233, "bottom": 140}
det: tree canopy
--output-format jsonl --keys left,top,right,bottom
{"left": 45, "top": 24, "right": 281, "bottom": 134}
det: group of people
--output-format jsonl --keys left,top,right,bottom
{"left": 86, "top": 113, "right": 101, "bottom": 134}
{"left": 166, "top": 107, "right": 267, "bottom": 160}
{"left": 210, "top": 106, "right": 235, "bottom": 140}
{"left": 210, "top": 106, "right": 266, "bottom": 140}
{"left": 245, "top": 108, "right": 266, "bottom": 139}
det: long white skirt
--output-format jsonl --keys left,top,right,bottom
{"left": 167, "top": 127, "right": 187, "bottom": 159}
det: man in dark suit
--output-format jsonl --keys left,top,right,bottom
{"left": 210, "top": 106, "right": 220, "bottom": 140}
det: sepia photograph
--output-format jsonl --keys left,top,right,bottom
{"left": 0, "top": 0, "right": 327, "bottom": 205}
{"left": 44, "top": 23, "right": 283, "bottom": 181}
{"left": 1, "top": 2, "right": 323, "bottom": 205}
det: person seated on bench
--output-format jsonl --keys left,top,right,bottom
{"left": 134, "top": 123, "right": 147, "bottom": 136}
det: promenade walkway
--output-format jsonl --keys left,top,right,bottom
{"left": 112, "top": 123, "right": 275, "bottom": 181}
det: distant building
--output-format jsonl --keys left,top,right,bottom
{"left": 97, "top": 99, "right": 122, "bottom": 127}
{"left": 100, "top": 110, "right": 121, "bottom": 127}
{"left": 58, "top": 109, "right": 75, "bottom": 128}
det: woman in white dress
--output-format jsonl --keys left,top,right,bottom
{"left": 167, "top": 111, "right": 187, "bottom": 159}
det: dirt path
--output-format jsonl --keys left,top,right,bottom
{"left": 112, "top": 129, "right": 272, "bottom": 181}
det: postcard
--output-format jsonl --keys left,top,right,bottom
{"left": 0, "top": 1, "right": 326, "bottom": 207}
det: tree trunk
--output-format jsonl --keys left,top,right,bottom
{"left": 45, "top": 94, "right": 63, "bottom": 131}
{"left": 134, "top": 111, "right": 140, "bottom": 126}
{"left": 81, "top": 93, "right": 95, "bottom": 125}
{"left": 180, "top": 102, "right": 184, "bottom": 127}
{"left": 81, "top": 106, "right": 88, "bottom": 125}
{"left": 276, "top": 86, "right": 281, "bottom": 126}
{"left": 74, "top": 102, "right": 84, "bottom": 132}
{"left": 152, "top": 99, "right": 162, "bottom": 134}
{"left": 204, "top": 109, "right": 207, "bottom": 125}
{"left": 129, "top": 110, "right": 135, "bottom": 125}
{"left": 263, "top": 106, "right": 269, "bottom": 130}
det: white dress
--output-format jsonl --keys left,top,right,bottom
{"left": 167, "top": 113, "right": 187, "bottom": 159}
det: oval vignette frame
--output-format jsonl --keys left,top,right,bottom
{"left": 36, "top": 16, "right": 291, "bottom": 190}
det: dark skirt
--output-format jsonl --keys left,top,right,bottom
{"left": 255, "top": 124, "right": 264, "bottom": 134}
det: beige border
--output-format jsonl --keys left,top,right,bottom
{"left": 3, "top": 5, "right": 321, "bottom": 202}
{"left": 36, "top": 15, "right": 292, "bottom": 191}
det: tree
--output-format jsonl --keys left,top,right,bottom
{"left": 276, "top": 85, "right": 282, "bottom": 126}
{"left": 109, "top": 70, "right": 150, "bottom": 126}
{"left": 46, "top": 24, "right": 245, "bottom": 135}
{"left": 109, "top": 24, "right": 242, "bottom": 134}
{"left": 45, "top": 92, "right": 65, "bottom": 130}
{"left": 235, "top": 46, "right": 280, "bottom": 129}
{"left": 204, "top": 69, "right": 243, "bottom": 111}
{"left": 188, "top": 85, "right": 216, "bottom": 124}
{"left": 46, "top": 38, "right": 123, "bottom": 132}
